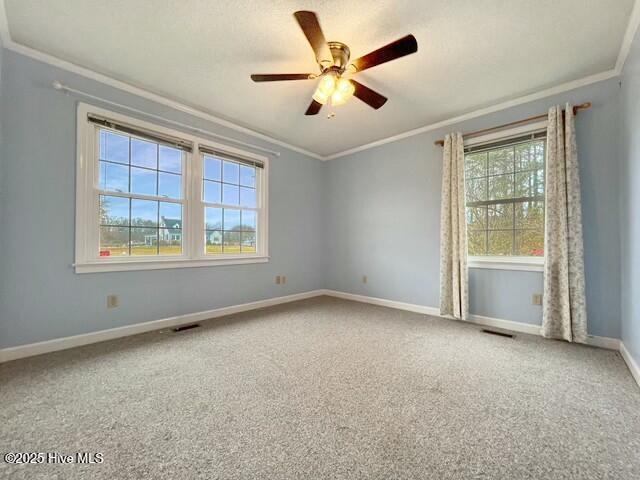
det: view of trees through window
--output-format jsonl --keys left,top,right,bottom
{"left": 465, "top": 135, "right": 545, "bottom": 257}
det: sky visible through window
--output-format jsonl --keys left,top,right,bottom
{"left": 98, "top": 129, "right": 184, "bottom": 256}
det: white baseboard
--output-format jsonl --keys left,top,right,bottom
{"left": 0, "top": 290, "right": 324, "bottom": 363}
{"left": 0, "top": 288, "right": 625, "bottom": 365}
{"left": 620, "top": 341, "right": 640, "bottom": 387}
{"left": 322, "top": 289, "right": 541, "bottom": 335}
{"left": 321, "top": 290, "right": 441, "bottom": 316}
{"left": 321, "top": 289, "right": 619, "bottom": 349}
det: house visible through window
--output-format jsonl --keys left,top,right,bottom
{"left": 98, "top": 129, "right": 185, "bottom": 257}
{"left": 75, "top": 103, "right": 269, "bottom": 273}
{"left": 202, "top": 151, "right": 258, "bottom": 255}
{"left": 464, "top": 132, "right": 546, "bottom": 257}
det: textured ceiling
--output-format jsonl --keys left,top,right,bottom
{"left": 4, "top": 0, "right": 635, "bottom": 157}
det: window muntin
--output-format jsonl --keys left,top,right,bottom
{"left": 202, "top": 154, "right": 259, "bottom": 255}
{"left": 97, "top": 128, "right": 185, "bottom": 257}
{"left": 465, "top": 134, "right": 545, "bottom": 257}
{"left": 76, "top": 103, "right": 269, "bottom": 272}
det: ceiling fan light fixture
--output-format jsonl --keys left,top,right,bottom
{"left": 312, "top": 72, "right": 337, "bottom": 104}
{"left": 251, "top": 11, "right": 417, "bottom": 116}
{"left": 330, "top": 78, "right": 355, "bottom": 106}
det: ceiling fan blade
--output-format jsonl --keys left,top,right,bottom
{"left": 351, "top": 80, "right": 388, "bottom": 109}
{"left": 350, "top": 34, "right": 418, "bottom": 72}
{"left": 305, "top": 100, "right": 323, "bottom": 115}
{"left": 251, "top": 73, "right": 314, "bottom": 82}
{"left": 293, "top": 11, "right": 333, "bottom": 65}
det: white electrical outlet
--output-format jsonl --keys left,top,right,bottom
{"left": 275, "top": 275, "right": 281, "bottom": 284}
{"left": 532, "top": 293, "right": 543, "bottom": 306}
{"left": 107, "top": 294, "right": 119, "bottom": 309}
{"left": 282, "top": 275, "right": 286, "bottom": 284}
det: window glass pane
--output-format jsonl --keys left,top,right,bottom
{"left": 205, "top": 207, "right": 223, "bottom": 230}
{"left": 515, "top": 201, "right": 544, "bottom": 230}
{"left": 241, "top": 210, "right": 256, "bottom": 231}
{"left": 204, "top": 155, "right": 221, "bottom": 181}
{"left": 488, "top": 204, "right": 514, "bottom": 230}
{"left": 159, "top": 146, "right": 182, "bottom": 173}
{"left": 468, "top": 231, "right": 486, "bottom": 256}
{"left": 465, "top": 152, "right": 486, "bottom": 179}
{"left": 158, "top": 172, "right": 182, "bottom": 199}
{"left": 160, "top": 202, "right": 182, "bottom": 252}
{"left": 159, "top": 228, "right": 182, "bottom": 255}
{"left": 223, "top": 230, "right": 241, "bottom": 253}
{"left": 130, "top": 166, "right": 157, "bottom": 196}
{"left": 223, "top": 160, "right": 240, "bottom": 184}
{"left": 100, "top": 130, "right": 129, "bottom": 164}
{"left": 223, "top": 208, "right": 241, "bottom": 230}
{"left": 100, "top": 195, "right": 129, "bottom": 225}
{"left": 99, "top": 161, "right": 129, "bottom": 193}
{"left": 488, "top": 174, "right": 513, "bottom": 200}
{"left": 241, "top": 231, "right": 256, "bottom": 253}
{"left": 131, "top": 138, "right": 157, "bottom": 169}
{"left": 515, "top": 169, "right": 544, "bottom": 198}
{"left": 240, "top": 187, "right": 256, "bottom": 208}
{"left": 99, "top": 226, "right": 129, "bottom": 256}
{"left": 131, "top": 199, "right": 158, "bottom": 227}
{"left": 223, "top": 184, "right": 240, "bottom": 205}
{"left": 487, "top": 230, "right": 513, "bottom": 256}
{"left": 240, "top": 165, "right": 256, "bottom": 187}
{"left": 205, "top": 230, "right": 223, "bottom": 254}
{"left": 464, "top": 138, "right": 545, "bottom": 259}
{"left": 516, "top": 230, "right": 544, "bottom": 256}
{"left": 467, "top": 206, "right": 486, "bottom": 230}
{"left": 130, "top": 227, "right": 158, "bottom": 255}
{"left": 204, "top": 180, "right": 221, "bottom": 203}
{"left": 488, "top": 147, "right": 514, "bottom": 176}
{"left": 160, "top": 202, "right": 182, "bottom": 224}
{"left": 466, "top": 177, "right": 487, "bottom": 203}
{"left": 515, "top": 140, "right": 545, "bottom": 171}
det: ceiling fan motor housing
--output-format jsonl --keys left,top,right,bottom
{"left": 327, "top": 41, "right": 351, "bottom": 72}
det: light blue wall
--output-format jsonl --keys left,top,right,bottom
{"left": 326, "top": 78, "right": 622, "bottom": 338}
{"left": 0, "top": 47, "right": 627, "bottom": 349}
{"left": 0, "top": 49, "right": 326, "bottom": 348}
{"left": 621, "top": 30, "right": 640, "bottom": 367}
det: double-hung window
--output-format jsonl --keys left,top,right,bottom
{"left": 75, "top": 103, "right": 268, "bottom": 273}
{"left": 464, "top": 124, "right": 546, "bottom": 271}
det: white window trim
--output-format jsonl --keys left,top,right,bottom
{"left": 465, "top": 120, "right": 547, "bottom": 273}
{"left": 468, "top": 255, "right": 544, "bottom": 272}
{"left": 75, "top": 103, "right": 269, "bottom": 274}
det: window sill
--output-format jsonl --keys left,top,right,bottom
{"left": 468, "top": 256, "right": 544, "bottom": 272}
{"left": 74, "top": 255, "right": 270, "bottom": 273}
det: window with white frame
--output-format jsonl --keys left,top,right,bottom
{"left": 201, "top": 150, "right": 259, "bottom": 255}
{"left": 75, "top": 104, "right": 268, "bottom": 273}
{"left": 464, "top": 129, "right": 546, "bottom": 264}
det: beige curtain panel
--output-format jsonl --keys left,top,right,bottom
{"left": 542, "top": 104, "right": 588, "bottom": 343}
{"left": 439, "top": 132, "right": 468, "bottom": 320}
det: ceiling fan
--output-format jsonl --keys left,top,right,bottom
{"left": 250, "top": 11, "right": 418, "bottom": 116}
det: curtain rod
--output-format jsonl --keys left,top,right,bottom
{"left": 434, "top": 102, "right": 591, "bottom": 147}
{"left": 52, "top": 81, "right": 281, "bottom": 157}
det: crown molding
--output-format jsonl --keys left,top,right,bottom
{"left": 616, "top": 0, "right": 640, "bottom": 73}
{"left": 324, "top": 68, "right": 619, "bottom": 160}
{"left": 0, "top": 1, "right": 323, "bottom": 161}
{"left": 0, "top": 0, "right": 9, "bottom": 47}
{"left": 2, "top": 0, "right": 639, "bottom": 161}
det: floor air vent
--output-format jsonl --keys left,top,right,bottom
{"left": 173, "top": 324, "right": 201, "bottom": 332}
{"left": 481, "top": 329, "right": 514, "bottom": 338}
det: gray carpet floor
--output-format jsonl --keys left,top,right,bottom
{"left": 1, "top": 296, "right": 639, "bottom": 479}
